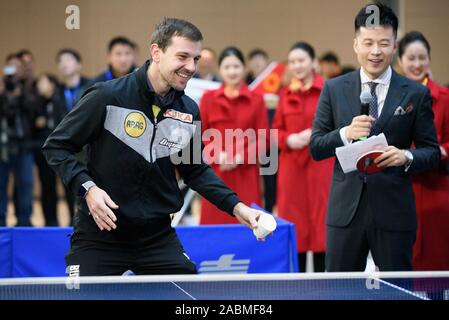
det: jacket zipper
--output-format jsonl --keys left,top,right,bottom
{"left": 149, "top": 114, "right": 158, "bottom": 162}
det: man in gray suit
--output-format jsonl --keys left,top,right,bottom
{"left": 310, "top": 2, "right": 440, "bottom": 271}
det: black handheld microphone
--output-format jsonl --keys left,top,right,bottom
{"left": 360, "top": 91, "right": 372, "bottom": 116}
{"left": 359, "top": 91, "right": 372, "bottom": 141}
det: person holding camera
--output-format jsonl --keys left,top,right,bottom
{"left": 0, "top": 53, "right": 37, "bottom": 226}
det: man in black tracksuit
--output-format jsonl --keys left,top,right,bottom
{"left": 42, "top": 18, "right": 263, "bottom": 276}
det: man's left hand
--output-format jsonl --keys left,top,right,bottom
{"left": 374, "top": 146, "right": 407, "bottom": 168}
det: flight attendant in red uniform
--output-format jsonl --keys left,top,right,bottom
{"left": 398, "top": 31, "right": 449, "bottom": 271}
{"left": 272, "top": 42, "right": 333, "bottom": 272}
{"left": 199, "top": 47, "right": 269, "bottom": 224}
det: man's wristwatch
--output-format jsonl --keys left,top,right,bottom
{"left": 404, "top": 150, "right": 414, "bottom": 169}
{"left": 78, "top": 181, "right": 96, "bottom": 198}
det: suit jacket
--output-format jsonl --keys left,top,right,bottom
{"left": 310, "top": 69, "right": 440, "bottom": 231}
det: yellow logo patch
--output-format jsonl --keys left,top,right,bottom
{"left": 124, "top": 112, "right": 146, "bottom": 138}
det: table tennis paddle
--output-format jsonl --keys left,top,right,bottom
{"left": 356, "top": 150, "right": 385, "bottom": 175}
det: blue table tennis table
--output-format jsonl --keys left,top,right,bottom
{"left": 1, "top": 272, "right": 448, "bottom": 300}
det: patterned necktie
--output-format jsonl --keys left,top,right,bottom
{"left": 368, "top": 82, "right": 379, "bottom": 119}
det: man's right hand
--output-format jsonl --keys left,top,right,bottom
{"left": 85, "top": 186, "right": 119, "bottom": 231}
{"left": 345, "top": 115, "right": 375, "bottom": 141}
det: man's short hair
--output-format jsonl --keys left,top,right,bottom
{"left": 150, "top": 18, "right": 203, "bottom": 52}
{"left": 16, "top": 49, "right": 33, "bottom": 59}
{"left": 354, "top": 1, "right": 398, "bottom": 38}
{"left": 248, "top": 48, "right": 268, "bottom": 60}
{"left": 56, "top": 48, "right": 82, "bottom": 63}
{"left": 320, "top": 52, "right": 340, "bottom": 64}
{"left": 108, "top": 36, "right": 136, "bottom": 52}
{"left": 202, "top": 47, "right": 217, "bottom": 57}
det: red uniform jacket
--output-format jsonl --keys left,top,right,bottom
{"left": 412, "top": 78, "right": 449, "bottom": 270}
{"left": 199, "top": 84, "right": 269, "bottom": 224}
{"left": 272, "top": 75, "right": 333, "bottom": 252}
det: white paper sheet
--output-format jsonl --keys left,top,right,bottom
{"left": 335, "top": 133, "right": 389, "bottom": 173}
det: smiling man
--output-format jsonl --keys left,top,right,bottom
{"left": 42, "top": 18, "right": 263, "bottom": 276}
{"left": 310, "top": 3, "right": 440, "bottom": 271}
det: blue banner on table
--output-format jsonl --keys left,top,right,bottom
{"left": 0, "top": 217, "right": 297, "bottom": 277}
{"left": 177, "top": 217, "right": 297, "bottom": 274}
{"left": 0, "top": 228, "right": 12, "bottom": 277}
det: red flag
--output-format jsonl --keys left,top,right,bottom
{"left": 249, "top": 62, "right": 286, "bottom": 94}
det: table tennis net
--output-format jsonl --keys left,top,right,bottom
{"left": 1, "top": 272, "right": 448, "bottom": 300}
